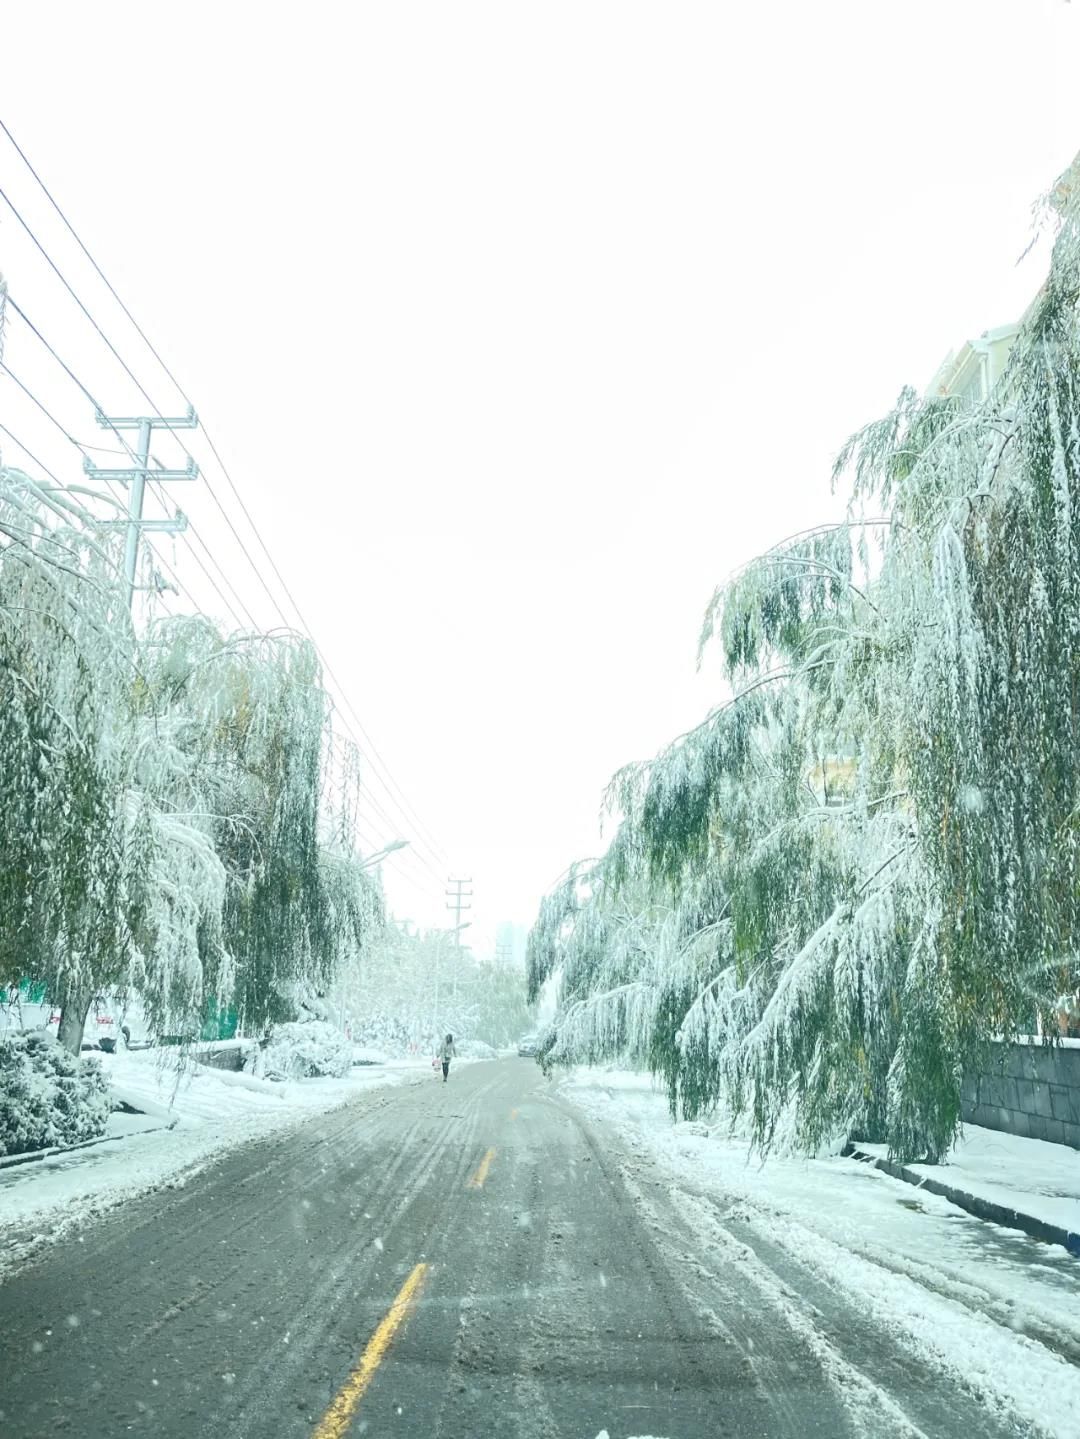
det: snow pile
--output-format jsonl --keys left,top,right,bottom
{"left": 255, "top": 1020, "right": 354, "bottom": 1081}
{"left": 97, "top": 1046, "right": 417, "bottom": 1125}
{"left": 458, "top": 1039, "right": 497, "bottom": 1060}
{"left": 0, "top": 1032, "right": 111, "bottom": 1157}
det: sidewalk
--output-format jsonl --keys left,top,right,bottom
{"left": 848, "top": 1124, "right": 1080, "bottom": 1257}
{"left": 0, "top": 1109, "right": 171, "bottom": 1173}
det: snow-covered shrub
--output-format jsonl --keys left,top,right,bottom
{"left": 0, "top": 1031, "right": 111, "bottom": 1156}
{"left": 259, "top": 1020, "right": 352, "bottom": 1080}
{"left": 350, "top": 1015, "right": 412, "bottom": 1056}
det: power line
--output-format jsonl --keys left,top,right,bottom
{"left": 0, "top": 360, "right": 142, "bottom": 519}
{"left": 4, "top": 298, "right": 165, "bottom": 491}
{"left": 0, "top": 127, "right": 452, "bottom": 874}
{"left": 0, "top": 420, "right": 139, "bottom": 593}
{"left": 153, "top": 491, "right": 260, "bottom": 631}
{"left": 0, "top": 116, "right": 194, "bottom": 410}
{"left": 186, "top": 461, "right": 300, "bottom": 628}
{"left": 8, "top": 299, "right": 452, "bottom": 872}
{"left": 5, "top": 223, "right": 448, "bottom": 865}
{"left": 161, "top": 524, "right": 251, "bottom": 632}
{"left": 0, "top": 350, "right": 250, "bottom": 639}
{"left": 9, "top": 299, "right": 448, "bottom": 869}
{"left": 0, "top": 118, "right": 450, "bottom": 866}
{"left": 0, "top": 190, "right": 285, "bottom": 637}
{"left": 0, "top": 404, "right": 434, "bottom": 888}
{"left": 6, "top": 294, "right": 113, "bottom": 418}
{"left": 0, "top": 417, "right": 67, "bottom": 487}
{"left": 6, "top": 303, "right": 408, "bottom": 852}
{"left": 3, "top": 298, "right": 261, "bottom": 630}
{"left": 0, "top": 352, "right": 257, "bottom": 633}
{"left": 0, "top": 181, "right": 197, "bottom": 469}
{"left": 1, "top": 360, "right": 91, "bottom": 453}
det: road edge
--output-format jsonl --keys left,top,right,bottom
{"left": 844, "top": 1144, "right": 1080, "bottom": 1258}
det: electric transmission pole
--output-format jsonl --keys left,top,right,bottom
{"left": 84, "top": 406, "right": 199, "bottom": 609}
{"left": 446, "top": 877, "right": 473, "bottom": 941}
{"left": 53, "top": 407, "right": 198, "bottom": 1058}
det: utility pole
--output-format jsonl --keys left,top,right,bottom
{"left": 445, "top": 877, "right": 473, "bottom": 941}
{"left": 445, "top": 881, "right": 472, "bottom": 1014}
{"left": 84, "top": 406, "right": 199, "bottom": 609}
{"left": 55, "top": 407, "right": 198, "bottom": 1057}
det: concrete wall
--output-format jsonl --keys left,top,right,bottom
{"left": 961, "top": 1040, "right": 1080, "bottom": 1150}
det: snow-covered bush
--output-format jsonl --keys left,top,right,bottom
{"left": 349, "top": 1014, "right": 413, "bottom": 1056}
{"left": 0, "top": 467, "right": 384, "bottom": 1055}
{"left": 0, "top": 1031, "right": 111, "bottom": 1156}
{"left": 258, "top": 1020, "right": 352, "bottom": 1080}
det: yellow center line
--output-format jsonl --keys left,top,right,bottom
{"left": 311, "top": 1262, "right": 430, "bottom": 1439}
{"left": 467, "top": 1146, "right": 497, "bottom": 1189}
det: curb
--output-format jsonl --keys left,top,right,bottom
{"left": 845, "top": 1145, "right": 1080, "bottom": 1258}
{"left": 0, "top": 1119, "right": 177, "bottom": 1173}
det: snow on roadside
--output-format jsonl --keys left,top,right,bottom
{"left": 562, "top": 1067, "right": 1080, "bottom": 1439}
{"left": 857, "top": 1125, "right": 1080, "bottom": 1237}
{"left": 0, "top": 1050, "right": 430, "bottom": 1278}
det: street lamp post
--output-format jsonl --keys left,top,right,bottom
{"left": 358, "top": 838, "right": 410, "bottom": 871}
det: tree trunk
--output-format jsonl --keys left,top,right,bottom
{"left": 56, "top": 979, "right": 93, "bottom": 1056}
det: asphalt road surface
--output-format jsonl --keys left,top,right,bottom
{"left": 0, "top": 1059, "right": 1030, "bottom": 1439}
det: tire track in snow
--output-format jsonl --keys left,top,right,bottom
{"left": 225, "top": 1074, "right": 490, "bottom": 1432}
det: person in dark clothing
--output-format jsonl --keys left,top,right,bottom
{"left": 440, "top": 1033, "right": 457, "bottom": 1082}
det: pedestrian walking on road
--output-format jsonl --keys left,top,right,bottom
{"left": 440, "top": 1033, "right": 457, "bottom": 1082}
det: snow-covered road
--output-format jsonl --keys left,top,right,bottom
{"left": 0, "top": 1059, "right": 1075, "bottom": 1438}
{"left": 0, "top": 1050, "right": 431, "bottom": 1278}
{"left": 562, "top": 1068, "right": 1080, "bottom": 1438}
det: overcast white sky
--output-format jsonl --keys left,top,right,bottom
{"left": 2, "top": 1, "right": 1079, "bottom": 955}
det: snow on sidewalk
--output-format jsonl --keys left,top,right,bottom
{"left": 0, "top": 1049, "right": 430, "bottom": 1277}
{"left": 561, "top": 1067, "right": 1080, "bottom": 1439}
{"left": 856, "top": 1124, "right": 1080, "bottom": 1238}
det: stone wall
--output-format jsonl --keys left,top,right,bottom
{"left": 961, "top": 1040, "right": 1080, "bottom": 1150}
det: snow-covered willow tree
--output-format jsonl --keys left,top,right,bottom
{"left": 531, "top": 155, "right": 1080, "bottom": 1164}
{"left": 135, "top": 617, "right": 384, "bottom": 1036}
{"left": 0, "top": 467, "right": 142, "bottom": 1053}
{"left": 0, "top": 458, "right": 385, "bottom": 1051}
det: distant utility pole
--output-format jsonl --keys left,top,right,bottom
{"left": 445, "top": 877, "right": 473, "bottom": 942}
{"left": 84, "top": 406, "right": 199, "bottom": 609}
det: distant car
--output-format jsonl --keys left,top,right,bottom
{"left": 517, "top": 1034, "right": 539, "bottom": 1058}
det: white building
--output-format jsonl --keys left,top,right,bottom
{"left": 926, "top": 320, "right": 1023, "bottom": 405}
